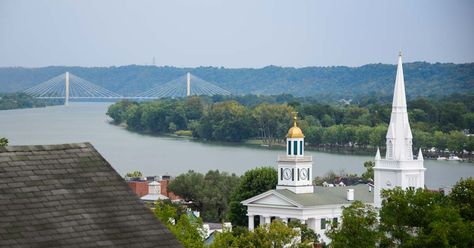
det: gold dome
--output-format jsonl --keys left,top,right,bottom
{"left": 286, "top": 112, "right": 304, "bottom": 138}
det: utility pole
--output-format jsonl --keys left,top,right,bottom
{"left": 65, "top": 72, "right": 70, "bottom": 106}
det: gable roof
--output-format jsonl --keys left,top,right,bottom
{"left": 242, "top": 184, "right": 374, "bottom": 208}
{"left": 0, "top": 143, "right": 182, "bottom": 248}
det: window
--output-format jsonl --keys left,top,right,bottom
{"left": 299, "top": 141, "right": 303, "bottom": 155}
{"left": 293, "top": 141, "right": 298, "bottom": 155}
{"left": 280, "top": 168, "right": 283, "bottom": 180}
{"left": 332, "top": 217, "right": 338, "bottom": 227}
{"left": 320, "top": 218, "right": 326, "bottom": 229}
{"left": 288, "top": 141, "right": 291, "bottom": 155}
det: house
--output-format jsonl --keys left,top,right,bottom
{"left": 0, "top": 142, "right": 182, "bottom": 247}
{"left": 242, "top": 53, "right": 425, "bottom": 243}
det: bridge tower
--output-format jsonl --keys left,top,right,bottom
{"left": 186, "top": 72, "right": 191, "bottom": 96}
{"left": 65, "top": 72, "right": 70, "bottom": 106}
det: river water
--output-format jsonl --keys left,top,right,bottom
{"left": 1, "top": 102, "right": 473, "bottom": 188}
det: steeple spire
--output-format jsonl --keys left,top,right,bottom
{"left": 385, "top": 53, "right": 413, "bottom": 160}
{"left": 375, "top": 147, "right": 381, "bottom": 160}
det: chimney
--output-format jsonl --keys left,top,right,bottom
{"left": 347, "top": 189, "right": 354, "bottom": 201}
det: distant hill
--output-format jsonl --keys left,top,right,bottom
{"left": 0, "top": 62, "right": 472, "bottom": 100}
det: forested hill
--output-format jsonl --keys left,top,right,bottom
{"left": 0, "top": 62, "right": 472, "bottom": 99}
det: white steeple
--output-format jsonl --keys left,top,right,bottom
{"left": 373, "top": 53, "right": 425, "bottom": 208}
{"left": 375, "top": 148, "right": 381, "bottom": 160}
{"left": 385, "top": 52, "right": 413, "bottom": 161}
{"left": 417, "top": 148, "right": 424, "bottom": 161}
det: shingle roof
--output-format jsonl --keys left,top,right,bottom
{"left": 274, "top": 184, "right": 374, "bottom": 207}
{"left": 0, "top": 143, "right": 182, "bottom": 248}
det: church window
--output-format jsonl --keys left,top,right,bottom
{"left": 297, "top": 169, "right": 300, "bottom": 180}
{"left": 288, "top": 141, "right": 291, "bottom": 155}
{"left": 291, "top": 168, "right": 294, "bottom": 181}
{"left": 387, "top": 140, "right": 393, "bottom": 158}
{"left": 300, "top": 141, "right": 303, "bottom": 155}
{"left": 280, "top": 168, "right": 283, "bottom": 181}
{"left": 320, "top": 218, "right": 326, "bottom": 229}
{"left": 293, "top": 141, "right": 298, "bottom": 155}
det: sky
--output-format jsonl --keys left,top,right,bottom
{"left": 0, "top": 0, "right": 473, "bottom": 68}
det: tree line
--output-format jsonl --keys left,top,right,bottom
{"left": 107, "top": 94, "right": 474, "bottom": 155}
{"left": 0, "top": 93, "right": 61, "bottom": 110}
{"left": 2, "top": 62, "right": 473, "bottom": 99}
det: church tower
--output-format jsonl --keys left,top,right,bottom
{"left": 373, "top": 53, "right": 425, "bottom": 207}
{"left": 276, "top": 112, "right": 313, "bottom": 194}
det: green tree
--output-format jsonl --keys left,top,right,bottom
{"left": 106, "top": 100, "right": 135, "bottom": 124}
{"left": 449, "top": 177, "right": 474, "bottom": 221}
{"left": 379, "top": 187, "right": 473, "bottom": 248}
{"left": 236, "top": 220, "right": 300, "bottom": 248}
{"left": 168, "top": 170, "right": 239, "bottom": 222}
{"left": 0, "top": 137, "right": 8, "bottom": 147}
{"left": 125, "top": 171, "right": 142, "bottom": 178}
{"left": 227, "top": 167, "right": 278, "bottom": 226}
{"left": 361, "top": 161, "right": 375, "bottom": 181}
{"left": 326, "top": 201, "right": 379, "bottom": 248}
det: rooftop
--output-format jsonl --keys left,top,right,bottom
{"left": 0, "top": 142, "right": 182, "bottom": 247}
{"left": 274, "top": 184, "right": 374, "bottom": 207}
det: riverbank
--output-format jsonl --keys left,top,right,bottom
{"left": 110, "top": 121, "right": 474, "bottom": 163}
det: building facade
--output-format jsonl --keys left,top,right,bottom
{"left": 242, "top": 53, "right": 426, "bottom": 244}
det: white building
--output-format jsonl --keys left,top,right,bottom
{"left": 242, "top": 53, "right": 425, "bottom": 243}
{"left": 141, "top": 181, "right": 169, "bottom": 204}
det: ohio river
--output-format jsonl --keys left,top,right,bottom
{"left": 1, "top": 102, "right": 473, "bottom": 188}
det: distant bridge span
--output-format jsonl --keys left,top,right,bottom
{"left": 24, "top": 72, "right": 230, "bottom": 105}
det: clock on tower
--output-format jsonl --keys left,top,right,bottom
{"left": 276, "top": 112, "right": 314, "bottom": 194}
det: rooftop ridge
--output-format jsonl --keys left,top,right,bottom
{"left": 0, "top": 142, "right": 92, "bottom": 152}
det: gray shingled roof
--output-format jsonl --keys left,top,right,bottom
{"left": 0, "top": 143, "right": 182, "bottom": 248}
{"left": 274, "top": 184, "right": 374, "bottom": 207}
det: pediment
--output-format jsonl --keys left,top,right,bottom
{"left": 242, "top": 191, "right": 299, "bottom": 207}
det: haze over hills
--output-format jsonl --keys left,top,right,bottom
{"left": 0, "top": 62, "right": 472, "bottom": 100}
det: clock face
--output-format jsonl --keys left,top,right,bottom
{"left": 283, "top": 168, "right": 292, "bottom": 180}
{"left": 300, "top": 168, "right": 308, "bottom": 180}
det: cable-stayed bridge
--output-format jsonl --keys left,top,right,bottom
{"left": 23, "top": 72, "right": 230, "bottom": 105}
{"left": 136, "top": 73, "right": 230, "bottom": 98}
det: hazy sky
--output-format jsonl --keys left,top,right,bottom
{"left": 1, "top": 0, "right": 473, "bottom": 68}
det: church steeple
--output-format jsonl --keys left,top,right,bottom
{"left": 385, "top": 53, "right": 413, "bottom": 160}
{"left": 373, "top": 53, "right": 425, "bottom": 208}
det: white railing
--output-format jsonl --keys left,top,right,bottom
{"left": 277, "top": 155, "right": 312, "bottom": 162}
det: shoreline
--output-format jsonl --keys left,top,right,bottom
{"left": 109, "top": 122, "right": 474, "bottom": 164}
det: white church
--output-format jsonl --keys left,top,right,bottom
{"left": 241, "top": 53, "right": 426, "bottom": 243}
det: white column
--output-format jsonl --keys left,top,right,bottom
{"left": 307, "top": 218, "right": 317, "bottom": 231}
{"left": 259, "top": 215, "right": 265, "bottom": 226}
{"left": 65, "top": 71, "right": 70, "bottom": 106}
{"left": 264, "top": 216, "right": 271, "bottom": 225}
{"left": 248, "top": 215, "right": 254, "bottom": 231}
{"left": 186, "top": 72, "right": 191, "bottom": 96}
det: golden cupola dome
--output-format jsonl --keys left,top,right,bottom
{"left": 286, "top": 112, "right": 304, "bottom": 138}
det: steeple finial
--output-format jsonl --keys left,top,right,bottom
{"left": 292, "top": 112, "right": 298, "bottom": 127}
{"left": 399, "top": 51, "right": 402, "bottom": 57}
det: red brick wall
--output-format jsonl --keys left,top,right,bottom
{"left": 127, "top": 181, "right": 149, "bottom": 197}
{"left": 160, "top": 179, "right": 182, "bottom": 201}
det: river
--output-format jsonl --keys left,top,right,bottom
{"left": 1, "top": 102, "right": 473, "bottom": 188}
